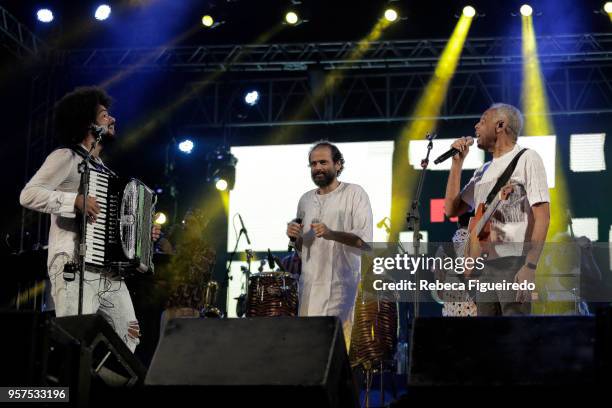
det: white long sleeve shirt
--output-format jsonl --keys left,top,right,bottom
{"left": 20, "top": 147, "right": 106, "bottom": 267}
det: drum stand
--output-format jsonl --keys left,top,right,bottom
{"left": 359, "top": 360, "right": 398, "bottom": 408}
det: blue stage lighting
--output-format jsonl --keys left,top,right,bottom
{"left": 178, "top": 139, "right": 194, "bottom": 154}
{"left": 95, "top": 4, "right": 112, "bottom": 21}
{"left": 37, "top": 9, "right": 54, "bottom": 23}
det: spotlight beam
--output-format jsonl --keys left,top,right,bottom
{"left": 118, "top": 25, "right": 285, "bottom": 152}
{"left": 269, "top": 16, "right": 395, "bottom": 144}
{"left": 520, "top": 13, "right": 568, "bottom": 239}
{"left": 520, "top": 13, "right": 571, "bottom": 316}
{"left": 390, "top": 13, "right": 474, "bottom": 238}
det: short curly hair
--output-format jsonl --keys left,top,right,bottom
{"left": 54, "top": 86, "right": 112, "bottom": 146}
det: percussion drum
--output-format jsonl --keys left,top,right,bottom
{"left": 246, "top": 272, "right": 298, "bottom": 317}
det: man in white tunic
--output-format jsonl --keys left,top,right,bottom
{"left": 287, "top": 142, "right": 373, "bottom": 345}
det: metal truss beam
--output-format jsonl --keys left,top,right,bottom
{"left": 58, "top": 33, "right": 612, "bottom": 72}
{"left": 0, "top": 6, "right": 45, "bottom": 58}
{"left": 177, "top": 63, "right": 612, "bottom": 128}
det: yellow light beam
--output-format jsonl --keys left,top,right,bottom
{"left": 520, "top": 14, "right": 568, "bottom": 239}
{"left": 390, "top": 14, "right": 474, "bottom": 237}
{"left": 99, "top": 24, "right": 202, "bottom": 90}
{"left": 268, "top": 17, "right": 393, "bottom": 145}
{"left": 117, "top": 24, "right": 284, "bottom": 151}
{"left": 521, "top": 14, "right": 572, "bottom": 315}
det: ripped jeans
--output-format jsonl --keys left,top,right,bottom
{"left": 48, "top": 253, "right": 140, "bottom": 352}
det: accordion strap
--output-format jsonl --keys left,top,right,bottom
{"left": 68, "top": 145, "right": 117, "bottom": 176}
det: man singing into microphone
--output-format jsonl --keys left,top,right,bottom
{"left": 286, "top": 141, "right": 373, "bottom": 346}
{"left": 20, "top": 86, "right": 160, "bottom": 351}
{"left": 444, "top": 103, "right": 550, "bottom": 316}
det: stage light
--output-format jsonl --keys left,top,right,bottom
{"left": 36, "top": 9, "right": 54, "bottom": 23}
{"left": 384, "top": 8, "right": 398, "bottom": 22}
{"left": 463, "top": 6, "right": 476, "bottom": 18}
{"left": 178, "top": 139, "right": 194, "bottom": 154}
{"left": 393, "top": 12, "right": 474, "bottom": 238}
{"left": 244, "top": 90, "right": 259, "bottom": 106}
{"left": 605, "top": 2, "right": 612, "bottom": 13}
{"left": 207, "top": 147, "right": 237, "bottom": 191}
{"left": 154, "top": 212, "right": 167, "bottom": 225}
{"left": 215, "top": 179, "right": 228, "bottom": 191}
{"left": 94, "top": 4, "right": 111, "bottom": 21}
{"left": 202, "top": 15, "right": 214, "bottom": 27}
{"left": 520, "top": 4, "right": 533, "bottom": 16}
{"left": 285, "top": 11, "right": 299, "bottom": 25}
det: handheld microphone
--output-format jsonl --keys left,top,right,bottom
{"left": 433, "top": 136, "right": 474, "bottom": 164}
{"left": 237, "top": 213, "right": 251, "bottom": 245}
{"left": 288, "top": 211, "right": 304, "bottom": 251}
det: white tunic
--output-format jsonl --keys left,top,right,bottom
{"left": 296, "top": 182, "right": 373, "bottom": 328}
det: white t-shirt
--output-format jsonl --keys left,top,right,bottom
{"left": 460, "top": 144, "right": 550, "bottom": 255}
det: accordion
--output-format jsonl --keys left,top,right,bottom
{"left": 85, "top": 168, "right": 156, "bottom": 273}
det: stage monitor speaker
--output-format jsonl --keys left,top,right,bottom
{"left": 408, "top": 316, "right": 596, "bottom": 387}
{"left": 55, "top": 314, "right": 146, "bottom": 388}
{"left": 145, "top": 316, "right": 359, "bottom": 408}
{"left": 0, "top": 311, "right": 90, "bottom": 406}
{"left": 0, "top": 311, "right": 54, "bottom": 385}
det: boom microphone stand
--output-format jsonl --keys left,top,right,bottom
{"left": 75, "top": 128, "right": 104, "bottom": 315}
{"left": 406, "top": 133, "right": 435, "bottom": 328}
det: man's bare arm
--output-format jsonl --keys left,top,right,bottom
{"left": 444, "top": 160, "right": 470, "bottom": 218}
{"left": 444, "top": 137, "right": 472, "bottom": 218}
{"left": 327, "top": 230, "right": 365, "bottom": 249}
{"left": 526, "top": 202, "right": 550, "bottom": 265}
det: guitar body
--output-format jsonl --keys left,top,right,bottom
{"left": 464, "top": 204, "right": 490, "bottom": 277}
{"left": 462, "top": 184, "right": 515, "bottom": 277}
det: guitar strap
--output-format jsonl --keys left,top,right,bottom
{"left": 484, "top": 148, "right": 528, "bottom": 206}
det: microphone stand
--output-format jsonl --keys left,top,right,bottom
{"left": 406, "top": 133, "right": 435, "bottom": 335}
{"left": 225, "top": 215, "right": 252, "bottom": 317}
{"left": 76, "top": 132, "right": 103, "bottom": 315}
